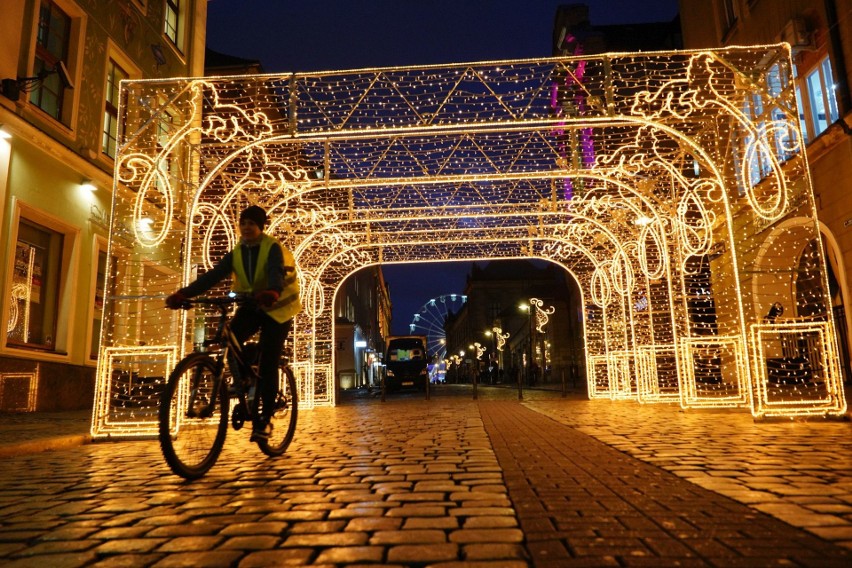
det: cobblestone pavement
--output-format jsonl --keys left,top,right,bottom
{"left": 524, "top": 393, "right": 852, "bottom": 553}
{"left": 0, "top": 386, "right": 849, "bottom": 567}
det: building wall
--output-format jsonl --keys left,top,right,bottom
{"left": 0, "top": 0, "right": 206, "bottom": 411}
{"left": 679, "top": 0, "right": 852, "bottom": 377}
{"left": 333, "top": 266, "right": 391, "bottom": 392}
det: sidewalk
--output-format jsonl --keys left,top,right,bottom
{"left": 0, "top": 409, "right": 92, "bottom": 457}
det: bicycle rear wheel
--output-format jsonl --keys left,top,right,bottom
{"left": 158, "top": 353, "right": 229, "bottom": 479}
{"left": 257, "top": 365, "right": 298, "bottom": 456}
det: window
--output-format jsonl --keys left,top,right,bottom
{"left": 164, "top": 0, "right": 183, "bottom": 49}
{"left": 30, "top": 0, "right": 71, "bottom": 122}
{"left": 102, "top": 59, "right": 128, "bottom": 158}
{"left": 8, "top": 220, "right": 64, "bottom": 351}
{"left": 796, "top": 55, "right": 840, "bottom": 142}
{"left": 737, "top": 62, "right": 799, "bottom": 191}
{"left": 719, "top": 0, "right": 739, "bottom": 34}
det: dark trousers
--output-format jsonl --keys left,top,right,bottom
{"left": 229, "top": 306, "right": 292, "bottom": 422}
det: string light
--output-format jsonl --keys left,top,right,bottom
{"left": 90, "top": 44, "right": 846, "bottom": 438}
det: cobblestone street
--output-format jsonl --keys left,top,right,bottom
{"left": 0, "top": 386, "right": 850, "bottom": 567}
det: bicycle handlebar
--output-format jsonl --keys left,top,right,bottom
{"left": 177, "top": 293, "right": 255, "bottom": 311}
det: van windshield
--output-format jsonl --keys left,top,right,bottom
{"left": 387, "top": 339, "right": 425, "bottom": 362}
{"left": 388, "top": 348, "right": 423, "bottom": 362}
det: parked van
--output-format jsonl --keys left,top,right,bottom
{"left": 384, "top": 335, "right": 428, "bottom": 391}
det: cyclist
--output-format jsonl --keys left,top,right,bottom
{"left": 165, "top": 205, "right": 300, "bottom": 441}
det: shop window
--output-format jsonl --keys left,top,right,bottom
{"left": 8, "top": 220, "right": 64, "bottom": 351}
{"left": 102, "top": 58, "right": 128, "bottom": 159}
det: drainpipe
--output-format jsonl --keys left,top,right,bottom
{"left": 825, "top": 0, "right": 851, "bottom": 115}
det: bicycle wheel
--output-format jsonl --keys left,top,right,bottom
{"left": 257, "top": 365, "right": 298, "bottom": 456}
{"left": 158, "top": 353, "right": 229, "bottom": 479}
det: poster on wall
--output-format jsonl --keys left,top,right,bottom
{"left": 13, "top": 241, "right": 42, "bottom": 304}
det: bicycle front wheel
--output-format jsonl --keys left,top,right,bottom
{"left": 158, "top": 353, "right": 229, "bottom": 479}
{"left": 257, "top": 365, "right": 298, "bottom": 456}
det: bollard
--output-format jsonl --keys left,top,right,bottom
{"left": 381, "top": 373, "right": 386, "bottom": 402}
{"left": 561, "top": 369, "right": 566, "bottom": 397}
{"left": 472, "top": 374, "right": 478, "bottom": 400}
{"left": 517, "top": 372, "right": 523, "bottom": 400}
{"left": 426, "top": 376, "right": 430, "bottom": 401}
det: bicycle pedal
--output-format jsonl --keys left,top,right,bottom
{"left": 250, "top": 421, "right": 273, "bottom": 442}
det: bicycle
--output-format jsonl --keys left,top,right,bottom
{"left": 158, "top": 294, "right": 298, "bottom": 480}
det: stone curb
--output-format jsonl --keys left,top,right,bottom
{"left": 0, "top": 434, "right": 92, "bottom": 458}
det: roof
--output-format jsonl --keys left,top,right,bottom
{"left": 205, "top": 47, "right": 265, "bottom": 75}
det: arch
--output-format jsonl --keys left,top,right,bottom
{"left": 91, "top": 45, "right": 847, "bottom": 437}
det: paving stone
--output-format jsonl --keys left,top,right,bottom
{"left": 150, "top": 550, "right": 243, "bottom": 567}
{"left": 386, "top": 505, "right": 448, "bottom": 517}
{"left": 370, "top": 529, "right": 447, "bottom": 545}
{"left": 463, "top": 542, "right": 528, "bottom": 561}
{"left": 281, "top": 532, "right": 368, "bottom": 547}
{"left": 403, "top": 516, "right": 459, "bottom": 530}
{"left": 144, "top": 524, "right": 221, "bottom": 538}
{"left": 449, "top": 528, "right": 524, "bottom": 544}
{"left": 88, "top": 553, "right": 165, "bottom": 567}
{"left": 153, "top": 535, "right": 224, "bottom": 553}
{"left": 10, "top": 540, "right": 99, "bottom": 556}
{"left": 345, "top": 517, "right": 404, "bottom": 531}
{"left": 217, "top": 535, "right": 280, "bottom": 550}
{"left": 96, "top": 538, "right": 170, "bottom": 555}
{"left": 327, "top": 506, "right": 385, "bottom": 519}
{"left": 1, "top": 551, "right": 99, "bottom": 567}
{"left": 314, "top": 545, "right": 384, "bottom": 564}
{"left": 463, "top": 515, "right": 517, "bottom": 528}
{"left": 386, "top": 542, "right": 459, "bottom": 563}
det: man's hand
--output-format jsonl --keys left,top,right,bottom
{"left": 254, "top": 289, "right": 279, "bottom": 308}
{"left": 165, "top": 291, "right": 188, "bottom": 309}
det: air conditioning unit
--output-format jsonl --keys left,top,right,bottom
{"left": 779, "top": 18, "right": 813, "bottom": 50}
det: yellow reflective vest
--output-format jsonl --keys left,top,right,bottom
{"left": 231, "top": 234, "right": 301, "bottom": 323}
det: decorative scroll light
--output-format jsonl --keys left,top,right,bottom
{"left": 473, "top": 342, "right": 486, "bottom": 361}
{"left": 530, "top": 298, "right": 556, "bottom": 333}
{"left": 91, "top": 44, "right": 846, "bottom": 438}
{"left": 492, "top": 326, "right": 510, "bottom": 351}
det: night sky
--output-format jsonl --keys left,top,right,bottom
{"left": 206, "top": 0, "right": 680, "bottom": 334}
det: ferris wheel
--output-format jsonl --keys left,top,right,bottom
{"left": 409, "top": 294, "right": 468, "bottom": 360}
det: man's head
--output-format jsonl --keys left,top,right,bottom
{"left": 239, "top": 205, "right": 267, "bottom": 242}
{"left": 239, "top": 205, "right": 267, "bottom": 230}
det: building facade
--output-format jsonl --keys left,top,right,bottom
{"left": 334, "top": 266, "right": 391, "bottom": 395}
{"left": 0, "top": 0, "right": 207, "bottom": 411}
{"left": 444, "top": 260, "right": 583, "bottom": 388}
{"left": 679, "top": 0, "right": 852, "bottom": 380}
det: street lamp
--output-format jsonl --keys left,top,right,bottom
{"left": 519, "top": 303, "right": 533, "bottom": 384}
{"left": 491, "top": 326, "right": 509, "bottom": 384}
{"left": 529, "top": 298, "right": 555, "bottom": 384}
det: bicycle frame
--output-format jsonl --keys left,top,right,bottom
{"left": 187, "top": 296, "right": 260, "bottom": 423}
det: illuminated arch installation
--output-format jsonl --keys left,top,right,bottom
{"left": 92, "top": 45, "right": 847, "bottom": 437}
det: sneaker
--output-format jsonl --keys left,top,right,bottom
{"left": 250, "top": 420, "right": 273, "bottom": 442}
